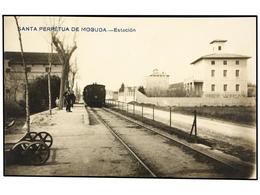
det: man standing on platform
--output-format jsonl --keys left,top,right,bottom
{"left": 64, "top": 87, "right": 72, "bottom": 112}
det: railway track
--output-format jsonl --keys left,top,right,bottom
{"left": 88, "top": 107, "right": 253, "bottom": 178}
{"left": 88, "top": 107, "right": 156, "bottom": 177}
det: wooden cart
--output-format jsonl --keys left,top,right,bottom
{"left": 5, "top": 131, "right": 53, "bottom": 165}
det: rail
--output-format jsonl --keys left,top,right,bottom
{"left": 102, "top": 107, "right": 253, "bottom": 177}
{"left": 88, "top": 107, "right": 157, "bottom": 177}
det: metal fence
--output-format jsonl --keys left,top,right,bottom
{"left": 105, "top": 99, "right": 198, "bottom": 137}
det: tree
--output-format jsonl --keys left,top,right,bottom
{"left": 52, "top": 27, "right": 77, "bottom": 109}
{"left": 138, "top": 86, "right": 146, "bottom": 95}
{"left": 119, "top": 83, "right": 125, "bottom": 92}
{"left": 69, "top": 57, "right": 78, "bottom": 90}
{"left": 75, "top": 82, "right": 81, "bottom": 102}
{"left": 14, "top": 16, "right": 30, "bottom": 132}
{"left": 47, "top": 36, "right": 54, "bottom": 115}
{"left": 46, "top": 17, "right": 63, "bottom": 114}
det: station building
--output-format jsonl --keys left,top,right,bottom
{"left": 4, "top": 51, "right": 62, "bottom": 102}
{"left": 185, "top": 40, "right": 250, "bottom": 97}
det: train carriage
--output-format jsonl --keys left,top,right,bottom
{"left": 83, "top": 83, "right": 106, "bottom": 107}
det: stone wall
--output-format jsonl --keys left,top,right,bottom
{"left": 135, "top": 91, "right": 255, "bottom": 107}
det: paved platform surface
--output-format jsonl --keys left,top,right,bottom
{"left": 4, "top": 105, "right": 146, "bottom": 176}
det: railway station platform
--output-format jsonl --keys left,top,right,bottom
{"left": 4, "top": 104, "right": 146, "bottom": 176}
{"left": 4, "top": 104, "right": 256, "bottom": 178}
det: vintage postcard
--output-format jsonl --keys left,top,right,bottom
{"left": 3, "top": 16, "right": 257, "bottom": 179}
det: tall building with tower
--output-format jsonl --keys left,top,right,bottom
{"left": 145, "top": 69, "right": 169, "bottom": 91}
{"left": 185, "top": 40, "right": 250, "bottom": 97}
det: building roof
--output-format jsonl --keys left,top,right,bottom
{"left": 4, "top": 51, "right": 62, "bottom": 65}
{"left": 148, "top": 68, "right": 169, "bottom": 77}
{"left": 191, "top": 53, "right": 251, "bottom": 64}
{"left": 210, "top": 39, "right": 227, "bottom": 44}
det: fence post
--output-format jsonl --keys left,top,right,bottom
{"left": 169, "top": 106, "right": 172, "bottom": 127}
{"left": 127, "top": 103, "right": 128, "bottom": 113}
{"left": 152, "top": 105, "right": 154, "bottom": 121}
{"left": 194, "top": 110, "right": 197, "bottom": 136}
{"left": 190, "top": 110, "right": 197, "bottom": 138}
{"left": 133, "top": 103, "right": 135, "bottom": 115}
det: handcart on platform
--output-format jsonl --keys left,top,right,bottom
{"left": 5, "top": 120, "right": 53, "bottom": 165}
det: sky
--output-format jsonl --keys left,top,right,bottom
{"left": 4, "top": 16, "right": 256, "bottom": 91}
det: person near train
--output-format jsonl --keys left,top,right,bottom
{"left": 63, "top": 87, "right": 72, "bottom": 112}
{"left": 70, "top": 90, "right": 76, "bottom": 107}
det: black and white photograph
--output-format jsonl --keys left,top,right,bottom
{"left": 3, "top": 15, "right": 257, "bottom": 180}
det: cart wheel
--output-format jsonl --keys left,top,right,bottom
{"left": 12, "top": 141, "right": 31, "bottom": 152}
{"left": 20, "top": 132, "right": 38, "bottom": 142}
{"left": 24, "top": 141, "right": 50, "bottom": 165}
{"left": 34, "top": 132, "right": 53, "bottom": 148}
{"left": 11, "top": 141, "right": 31, "bottom": 164}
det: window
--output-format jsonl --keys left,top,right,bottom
{"left": 6, "top": 68, "right": 10, "bottom": 73}
{"left": 236, "top": 60, "right": 239, "bottom": 65}
{"left": 223, "top": 60, "right": 227, "bottom": 65}
{"left": 211, "top": 70, "right": 215, "bottom": 77}
{"left": 223, "top": 70, "right": 227, "bottom": 77}
{"left": 218, "top": 46, "right": 222, "bottom": 51}
{"left": 26, "top": 67, "right": 31, "bottom": 72}
{"left": 223, "top": 84, "right": 227, "bottom": 91}
{"left": 211, "top": 84, "right": 215, "bottom": 92}
{"left": 236, "top": 70, "right": 240, "bottom": 77}
{"left": 45, "top": 67, "right": 50, "bottom": 72}
{"left": 236, "top": 84, "right": 240, "bottom": 92}
{"left": 211, "top": 61, "right": 215, "bottom": 65}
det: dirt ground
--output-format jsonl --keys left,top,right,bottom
{"left": 4, "top": 105, "right": 149, "bottom": 177}
{"left": 96, "top": 109, "right": 228, "bottom": 178}
{"left": 112, "top": 104, "right": 256, "bottom": 163}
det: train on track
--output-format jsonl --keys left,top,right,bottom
{"left": 83, "top": 83, "right": 106, "bottom": 107}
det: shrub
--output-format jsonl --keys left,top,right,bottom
{"left": 29, "top": 75, "right": 60, "bottom": 113}
{"left": 138, "top": 86, "right": 146, "bottom": 95}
